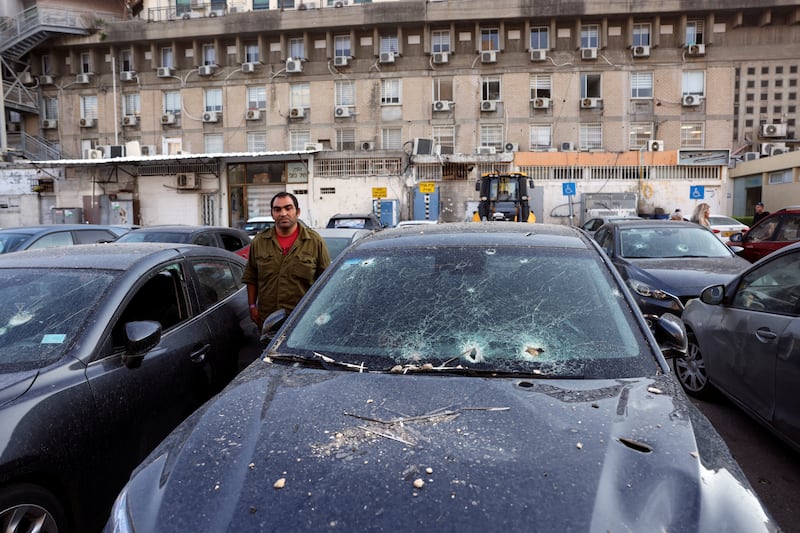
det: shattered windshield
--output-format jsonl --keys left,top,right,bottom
{"left": 281, "top": 245, "right": 654, "bottom": 378}
{"left": 620, "top": 226, "right": 734, "bottom": 259}
{"left": 0, "top": 268, "right": 115, "bottom": 371}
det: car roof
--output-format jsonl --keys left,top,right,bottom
{"left": 314, "top": 227, "right": 372, "bottom": 238}
{"left": 602, "top": 219, "right": 700, "bottom": 229}
{"left": 125, "top": 225, "right": 245, "bottom": 233}
{"left": 329, "top": 213, "right": 377, "bottom": 219}
{"left": 0, "top": 224, "right": 121, "bottom": 235}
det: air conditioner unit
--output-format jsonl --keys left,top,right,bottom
{"left": 141, "top": 145, "right": 157, "bottom": 156}
{"left": 76, "top": 73, "right": 90, "bottom": 84}
{"left": 361, "top": 141, "right": 375, "bottom": 151}
{"left": 79, "top": 117, "right": 96, "bottom": 128}
{"left": 39, "top": 75, "right": 54, "bottom": 85}
{"left": 477, "top": 146, "right": 496, "bottom": 155}
{"left": 581, "top": 48, "right": 598, "bottom": 60}
{"left": 303, "top": 142, "right": 323, "bottom": 151}
{"left": 504, "top": 142, "right": 519, "bottom": 153}
{"left": 649, "top": 140, "right": 665, "bottom": 152}
{"left": 161, "top": 112, "right": 176, "bottom": 125}
{"left": 97, "top": 145, "right": 111, "bottom": 157}
{"left": 580, "top": 98, "right": 602, "bottom": 109}
{"left": 682, "top": 94, "right": 702, "bottom": 107}
{"left": 84, "top": 148, "right": 103, "bottom": 159}
{"left": 761, "top": 123, "right": 787, "bottom": 138}
{"left": 480, "top": 100, "right": 497, "bottom": 112}
{"left": 286, "top": 59, "right": 303, "bottom": 73}
{"left": 532, "top": 97, "right": 551, "bottom": 109}
{"left": 480, "top": 50, "right": 497, "bottom": 64}
{"left": 432, "top": 52, "right": 449, "bottom": 64}
{"left": 560, "top": 141, "right": 575, "bottom": 152}
{"left": 686, "top": 43, "right": 705, "bottom": 56}
{"left": 122, "top": 115, "right": 138, "bottom": 126}
{"left": 743, "top": 152, "right": 760, "bottom": 161}
{"left": 432, "top": 100, "right": 453, "bottom": 112}
{"left": 333, "top": 56, "right": 349, "bottom": 67}
{"left": 632, "top": 45, "right": 650, "bottom": 58}
{"left": 105, "top": 145, "right": 125, "bottom": 158}
{"left": 176, "top": 173, "right": 198, "bottom": 189}
{"left": 379, "top": 51, "right": 395, "bottom": 64}
{"left": 18, "top": 72, "right": 34, "bottom": 85}
{"left": 289, "top": 107, "right": 305, "bottom": 119}
{"left": 120, "top": 71, "right": 136, "bottom": 81}
{"left": 528, "top": 49, "right": 546, "bottom": 62}
{"left": 157, "top": 67, "right": 174, "bottom": 78}
{"left": 770, "top": 146, "right": 788, "bottom": 156}
{"left": 241, "top": 62, "right": 256, "bottom": 73}
{"left": 245, "top": 109, "right": 261, "bottom": 120}
{"left": 761, "top": 143, "right": 786, "bottom": 156}
{"left": 334, "top": 105, "right": 351, "bottom": 118}
{"left": 198, "top": 65, "right": 215, "bottom": 76}
{"left": 202, "top": 111, "right": 219, "bottom": 123}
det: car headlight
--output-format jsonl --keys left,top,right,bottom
{"left": 628, "top": 279, "right": 672, "bottom": 300}
{"left": 105, "top": 488, "right": 133, "bottom": 533}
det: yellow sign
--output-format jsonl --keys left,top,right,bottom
{"left": 372, "top": 187, "right": 387, "bottom": 199}
{"left": 419, "top": 182, "right": 435, "bottom": 194}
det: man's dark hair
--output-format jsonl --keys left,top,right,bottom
{"left": 271, "top": 191, "right": 299, "bottom": 209}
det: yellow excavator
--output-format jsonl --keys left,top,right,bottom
{"left": 473, "top": 171, "right": 536, "bottom": 222}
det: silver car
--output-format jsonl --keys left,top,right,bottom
{"left": 678, "top": 241, "right": 800, "bottom": 451}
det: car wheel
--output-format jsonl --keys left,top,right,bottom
{"left": 0, "top": 483, "right": 67, "bottom": 533}
{"left": 673, "top": 333, "right": 712, "bottom": 399}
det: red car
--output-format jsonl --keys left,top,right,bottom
{"left": 728, "top": 206, "right": 800, "bottom": 262}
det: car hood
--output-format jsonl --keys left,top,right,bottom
{"left": 119, "top": 363, "right": 774, "bottom": 532}
{"left": 624, "top": 258, "right": 748, "bottom": 296}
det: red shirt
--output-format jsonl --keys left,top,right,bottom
{"left": 275, "top": 226, "right": 300, "bottom": 255}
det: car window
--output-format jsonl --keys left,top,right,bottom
{"left": 27, "top": 231, "right": 74, "bottom": 250}
{"left": 194, "top": 232, "right": 218, "bottom": 247}
{"left": 594, "top": 228, "right": 613, "bottom": 256}
{"left": 219, "top": 233, "right": 247, "bottom": 252}
{"left": 775, "top": 215, "right": 800, "bottom": 242}
{"left": 0, "top": 233, "right": 31, "bottom": 254}
{"left": 74, "top": 229, "right": 117, "bottom": 244}
{"left": 332, "top": 219, "right": 366, "bottom": 229}
{"left": 732, "top": 251, "right": 800, "bottom": 315}
{"left": 581, "top": 219, "right": 599, "bottom": 232}
{"left": 746, "top": 218, "right": 778, "bottom": 242}
{"left": 191, "top": 259, "right": 242, "bottom": 310}
{"left": 619, "top": 227, "right": 731, "bottom": 259}
{"left": 117, "top": 231, "right": 192, "bottom": 244}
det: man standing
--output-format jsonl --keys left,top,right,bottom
{"left": 243, "top": 192, "right": 330, "bottom": 327}
{"left": 753, "top": 202, "right": 770, "bottom": 224}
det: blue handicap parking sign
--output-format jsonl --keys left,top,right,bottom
{"left": 690, "top": 185, "right": 705, "bottom": 199}
{"left": 562, "top": 182, "right": 576, "bottom": 196}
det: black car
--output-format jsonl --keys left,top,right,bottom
{"left": 0, "top": 243, "right": 259, "bottom": 532}
{"left": 593, "top": 220, "right": 750, "bottom": 323}
{"left": 115, "top": 225, "right": 251, "bottom": 255}
{"left": 106, "top": 223, "right": 775, "bottom": 532}
{"left": 0, "top": 224, "right": 123, "bottom": 254}
{"left": 325, "top": 212, "right": 385, "bottom": 230}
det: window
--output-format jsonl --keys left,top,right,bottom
{"left": 680, "top": 122, "right": 704, "bottom": 148}
{"left": 163, "top": 91, "right": 181, "bottom": 114}
{"left": 630, "top": 72, "right": 653, "bottom": 99}
{"left": 629, "top": 123, "right": 653, "bottom": 150}
{"left": 482, "top": 76, "right": 501, "bottom": 101}
{"left": 289, "top": 38, "right": 305, "bottom": 60}
{"left": 247, "top": 132, "right": 267, "bottom": 152}
{"left": 253, "top": 0, "right": 269, "bottom": 10}
{"left": 161, "top": 47, "right": 174, "bottom": 68}
{"left": 290, "top": 131, "right": 311, "bottom": 151}
{"left": 336, "top": 129, "right": 356, "bottom": 151}
{"left": 683, "top": 71, "right": 705, "bottom": 97}
{"left": 247, "top": 86, "right": 266, "bottom": 110}
{"left": 768, "top": 170, "right": 793, "bottom": 185}
{"left": 480, "top": 28, "right": 500, "bottom": 52}
{"left": 120, "top": 49, "right": 133, "bottom": 72}
{"left": 380, "top": 34, "right": 399, "bottom": 54}
{"left": 381, "top": 79, "right": 401, "bottom": 105}
{"left": 432, "top": 126, "right": 454, "bottom": 154}
{"left": 581, "top": 25, "right": 599, "bottom": 49}
{"left": 245, "top": 43, "right": 260, "bottom": 63}
{"left": 529, "top": 75, "right": 551, "bottom": 99}
{"left": 80, "top": 95, "right": 98, "bottom": 120}
{"left": 432, "top": 30, "right": 451, "bottom": 53}
{"left": 44, "top": 97, "right": 58, "bottom": 120}
{"left": 202, "top": 44, "right": 216, "bottom": 66}
{"left": 633, "top": 23, "right": 651, "bottom": 46}
{"left": 382, "top": 127, "right": 403, "bottom": 150}
{"left": 530, "top": 26, "right": 549, "bottom": 50}
{"left": 432, "top": 78, "right": 453, "bottom": 101}
{"left": 204, "top": 134, "right": 224, "bottom": 154}
{"left": 733, "top": 253, "right": 800, "bottom": 314}
{"left": 335, "top": 80, "right": 355, "bottom": 106}
{"left": 334, "top": 35, "right": 351, "bottom": 58}
{"left": 204, "top": 88, "right": 222, "bottom": 113}
{"left": 123, "top": 93, "right": 141, "bottom": 116}
{"left": 480, "top": 124, "right": 503, "bottom": 151}
{"left": 529, "top": 124, "right": 552, "bottom": 150}
{"left": 290, "top": 83, "right": 310, "bottom": 108}
{"left": 580, "top": 73, "right": 602, "bottom": 98}
{"left": 41, "top": 54, "right": 51, "bottom": 75}
{"left": 80, "top": 52, "right": 91, "bottom": 74}
{"left": 686, "top": 19, "right": 704, "bottom": 45}
{"left": 580, "top": 123, "right": 602, "bottom": 151}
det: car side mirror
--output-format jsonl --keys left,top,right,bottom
{"left": 122, "top": 320, "right": 162, "bottom": 368}
{"left": 260, "top": 309, "right": 287, "bottom": 346}
{"left": 653, "top": 312, "right": 687, "bottom": 358}
{"left": 700, "top": 284, "right": 725, "bottom": 305}
{"left": 728, "top": 232, "right": 743, "bottom": 243}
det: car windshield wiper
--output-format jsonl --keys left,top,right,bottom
{"left": 389, "top": 364, "right": 584, "bottom": 379}
{"left": 268, "top": 351, "right": 370, "bottom": 372}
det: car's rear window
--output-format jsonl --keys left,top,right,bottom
{"left": 117, "top": 231, "right": 193, "bottom": 244}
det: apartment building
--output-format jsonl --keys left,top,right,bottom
{"left": 1, "top": 0, "right": 799, "bottom": 227}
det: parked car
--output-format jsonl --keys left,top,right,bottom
{"left": 0, "top": 243, "right": 259, "bottom": 533}
{"left": 106, "top": 223, "right": 776, "bottom": 532}
{"left": 580, "top": 215, "right": 642, "bottom": 236}
{"left": 677, "top": 241, "right": 800, "bottom": 452}
{"left": 727, "top": 206, "right": 800, "bottom": 262}
{"left": 315, "top": 227, "right": 372, "bottom": 259}
{"left": 708, "top": 214, "right": 748, "bottom": 239}
{"left": 326, "top": 212, "right": 384, "bottom": 230}
{"left": 0, "top": 224, "right": 122, "bottom": 254}
{"left": 115, "top": 225, "right": 251, "bottom": 256}
{"left": 243, "top": 216, "right": 274, "bottom": 237}
{"left": 593, "top": 220, "right": 750, "bottom": 324}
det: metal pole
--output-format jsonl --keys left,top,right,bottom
{"left": 0, "top": 58, "right": 8, "bottom": 158}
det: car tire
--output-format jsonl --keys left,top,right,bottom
{"left": 673, "top": 333, "right": 713, "bottom": 399}
{"left": 0, "top": 483, "right": 67, "bottom": 533}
